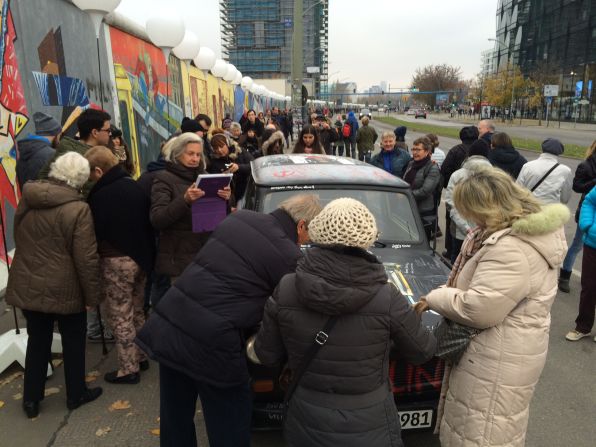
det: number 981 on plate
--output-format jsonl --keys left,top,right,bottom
{"left": 398, "top": 409, "right": 433, "bottom": 430}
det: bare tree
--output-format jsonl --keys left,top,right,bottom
{"left": 411, "top": 64, "right": 463, "bottom": 107}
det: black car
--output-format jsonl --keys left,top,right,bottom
{"left": 242, "top": 154, "right": 450, "bottom": 432}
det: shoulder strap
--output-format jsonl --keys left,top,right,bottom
{"left": 283, "top": 316, "right": 338, "bottom": 405}
{"left": 531, "top": 163, "right": 560, "bottom": 192}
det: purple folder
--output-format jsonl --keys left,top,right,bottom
{"left": 191, "top": 174, "right": 232, "bottom": 233}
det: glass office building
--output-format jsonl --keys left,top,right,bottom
{"left": 220, "top": 0, "right": 328, "bottom": 97}
{"left": 491, "top": 0, "right": 595, "bottom": 121}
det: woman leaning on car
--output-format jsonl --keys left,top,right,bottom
{"left": 249, "top": 198, "right": 436, "bottom": 447}
{"left": 417, "top": 167, "right": 569, "bottom": 447}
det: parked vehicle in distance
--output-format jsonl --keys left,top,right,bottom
{"left": 359, "top": 108, "right": 372, "bottom": 119}
{"left": 406, "top": 109, "right": 416, "bottom": 115}
{"left": 242, "top": 154, "right": 450, "bottom": 433}
{"left": 415, "top": 109, "right": 428, "bottom": 119}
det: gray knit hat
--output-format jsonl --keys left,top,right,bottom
{"left": 33, "top": 112, "right": 61, "bottom": 136}
{"left": 309, "top": 198, "right": 377, "bottom": 249}
{"left": 541, "top": 138, "right": 564, "bottom": 156}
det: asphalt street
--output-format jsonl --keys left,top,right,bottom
{"left": 0, "top": 120, "right": 594, "bottom": 446}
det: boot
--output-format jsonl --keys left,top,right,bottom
{"left": 558, "top": 269, "right": 572, "bottom": 293}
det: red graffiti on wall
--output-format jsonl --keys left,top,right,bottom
{"left": 0, "top": 0, "right": 29, "bottom": 264}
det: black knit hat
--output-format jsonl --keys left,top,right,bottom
{"left": 180, "top": 117, "right": 203, "bottom": 134}
{"left": 33, "top": 112, "right": 61, "bottom": 136}
{"left": 468, "top": 139, "right": 490, "bottom": 158}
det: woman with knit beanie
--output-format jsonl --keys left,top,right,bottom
{"left": 248, "top": 198, "right": 436, "bottom": 447}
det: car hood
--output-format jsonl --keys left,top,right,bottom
{"left": 374, "top": 245, "right": 449, "bottom": 328}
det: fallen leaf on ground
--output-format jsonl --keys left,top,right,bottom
{"left": 85, "top": 370, "right": 101, "bottom": 383}
{"left": 0, "top": 401, "right": 4, "bottom": 408}
{"left": 44, "top": 387, "right": 60, "bottom": 397}
{"left": 51, "top": 359, "right": 63, "bottom": 368}
{"left": 12, "top": 392, "right": 22, "bottom": 400}
{"left": 0, "top": 372, "right": 23, "bottom": 387}
{"left": 150, "top": 428, "right": 160, "bottom": 436}
{"left": 95, "top": 427, "right": 111, "bottom": 437}
{"left": 125, "top": 412, "right": 134, "bottom": 417}
{"left": 109, "top": 400, "right": 131, "bottom": 411}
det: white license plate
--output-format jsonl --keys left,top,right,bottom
{"left": 398, "top": 409, "right": 433, "bottom": 430}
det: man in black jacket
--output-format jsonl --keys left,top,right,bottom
{"left": 136, "top": 194, "right": 321, "bottom": 447}
{"left": 85, "top": 146, "right": 155, "bottom": 385}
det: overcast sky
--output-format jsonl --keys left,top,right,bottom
{"left": 116, "top": 0, "right": 497, "bottom": 89}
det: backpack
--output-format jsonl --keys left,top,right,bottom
{"left": 342, "top": 122, "right": 352, "bottom": 138}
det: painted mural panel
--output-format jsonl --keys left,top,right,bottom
{"left": 0, "top": 0, "right": 28, "bottom": 288}
{"left": 109, "top": 26, "right": 183, "bottom": 169}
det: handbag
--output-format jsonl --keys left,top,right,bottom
{"left": 433, "top": 318, "right": 482, "bottom": 365}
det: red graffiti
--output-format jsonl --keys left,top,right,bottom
{"left": 273, "top": 169, "right": 295, "bottom": 178}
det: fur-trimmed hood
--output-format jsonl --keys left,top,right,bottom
{"left": 261, "top": 130, "right": 286, "bottom": 155}
{"left": 486, "top": 204, "right": 570, "bottom": 269}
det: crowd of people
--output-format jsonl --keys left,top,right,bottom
{"left": 6, "top": 105, "right": 595, "bottom": 447}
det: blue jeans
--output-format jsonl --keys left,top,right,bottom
{"left": 562, "top": 225, "right": 583, "bottom": 272}
{"left": 159, "top": 364, "right": 252, "bottom": 447}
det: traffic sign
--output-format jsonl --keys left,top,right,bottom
{"left": 543, "top": 85, "right": 559, "bottom": 97}
{"left": 546, "top": 97, "right": 553, "bottom": 105}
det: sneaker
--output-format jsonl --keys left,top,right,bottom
{"left": 67, "top": 387, "right": 103, "bottom": 410}
{"left": 565, "top": 330, "right": 590, "bottom": 341}
{"left": 87, "top": 333, "right": 115, "bottom": 343}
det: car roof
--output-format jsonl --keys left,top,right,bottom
{"left": 251, "top": 154, "right": 410, "bottom": 188}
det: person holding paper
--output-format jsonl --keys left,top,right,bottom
{"left": 208, "top": 130, "right": 254, "bottom": 203}
{"left": 150, "top": 133, "right": 231, "bottom": 280}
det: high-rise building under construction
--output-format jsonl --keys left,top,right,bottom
{"left": 219, "top": 0, "right": 328, "bottom": 97}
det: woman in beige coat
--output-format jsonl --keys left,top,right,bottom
{"left": 418, "top": 167, "right": 569, "bottom": 446}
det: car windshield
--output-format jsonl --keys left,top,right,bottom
{"left": 260, "top": 188, "right": 421, "bottom": 243}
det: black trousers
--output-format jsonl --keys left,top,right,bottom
{"left": 159, "top": 363, "right": 252, "bottom": 447}
{"left": 575, "top": 244, "right": 596, "bottom": 333}
{"left": 23, "top": 310, "right": 86, "bottom": 402}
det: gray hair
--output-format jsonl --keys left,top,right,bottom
{"left": 48, "top": 152, "right": 90, "bottom": 189}
{"left": 279, "top": 194, "right": 322, "bottom": 225}
{"left": 166, "top": 133, "right": 205, "bottom": 169}
{"left": 230, "top": 122, "right": 241, "bottom": 131}
{"left": 479, "top": 119, "right": 496, "bottom": 132}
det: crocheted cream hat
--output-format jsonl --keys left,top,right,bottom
{"left": 309, "top": 198, "right": 377, "bottom": 249}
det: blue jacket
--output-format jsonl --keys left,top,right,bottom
{"left": 346, "top": 112, "right": 359, "bottom": 139}
{"left": 579, "top": 185, "right": 596, "bottom": 249}
{"left": 370, "top": 147, "right": 411, "bottom": 178}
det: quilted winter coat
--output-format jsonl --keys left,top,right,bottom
{"left": 425, "top": 204, "right": 569, "bottom": 447}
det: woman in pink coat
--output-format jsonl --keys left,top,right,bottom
{"left": 418, "top": 167, "right": 569, "bottom": 446}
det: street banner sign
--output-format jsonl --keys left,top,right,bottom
{"left": 543, "top": 85, "right": 559, "bottom": 97}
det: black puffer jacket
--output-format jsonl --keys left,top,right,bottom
{"left": 16, "top": 136, "right": 55, "bottom": 189}
{"left": 136, "top": 208, "right": 302, "bottom": 387}
{"left": 489, "top": 146, "right": 527, "bottom": 179}
{"left": 255, "top": 246, "right": 436, "bottom": 447}
{"left": 150, "top": 162, "right": 209, "bottom": 277}
{"left": 572, "top": 153, "right": 596, "bottom": 221}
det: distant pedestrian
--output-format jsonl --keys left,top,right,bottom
{"left": 516, "top": 138, "right": 572, "bottom": 205}
{"left": 137, "top": 195, "right": 322, "bottom": 447}
{"left": 426, "top": 133, "right": 445, "bottom": 168}
{"left": 370, "top": 131, "right": 411, "bottom": 178}
{"left": 418, "top": 167, "right": 569, "bottom": 447}
{"left": 109, "top": 126, "right": 135, "bottom": 176}
{"left": 240, "top": 109, "right": 264, "bottom": 138}
{"left": 489, "top": 132, "right": 527, "bottom": 179}
{"left": 292, "top": 124, "right": 324, "bottom": 154}
{"left": 249, "top": 198, "right": 435, "bottom": 447}
{"left": 333, "top": 115, "right": 345, "bottom": 156}
{"left": 559, "top": 140, "right": 596, "bottom": 292}
{"left": 343, "top": 111, "right": 359, "bottom": 158}
{"left": 6, "top": 152, "right": 103, "bottom": 418}
{"left": 85, "top": 147, "right": 155, "bottom": 384}
{"left": 356, "top": 116, "right": 378, "bottom": 162}
{"left": 16, "top": 112, "right": 61, "bottom": 189}
{"left": 566, "top": 184, "right": 596, "bottom": 342}
{"left": 393, "top": 126, "right": 408, "bottom": 152}
{"left": 315, "top": 115, "right": 338, "bottom": 155}
{"left": 261, "top": 127, "right": 287, "bottom": 156}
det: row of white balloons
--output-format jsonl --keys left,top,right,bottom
{"left": 72, "top": 0, "right": 290, "bottom": 102}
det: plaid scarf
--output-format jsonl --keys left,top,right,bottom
{"left": 447, "top": 227, "right": 486, "bottom": 287}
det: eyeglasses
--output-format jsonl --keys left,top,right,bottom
{"left": 98, "top": 128, "right": 112, "bottom": 135}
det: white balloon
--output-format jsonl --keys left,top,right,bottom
{"left": 194, "top": 47, "right": 216, "bottom": 71}
{"left": 223, "top": 64, "right": 237, "bottom": 82}
{"left": 72, "top": 0, "right": 121, "bottom": 13}
{"left": 233, "top": 72, "right": 242, "bottom": 85}
{"left": 172, "top": 30, "right": 201, "bottom": 61}
{"left": 146, "top": 12, "right": 185, "bottom": 50}
{"left": 241, "top": 76, "right": 253, "bottom": 91}
{"left": 211, "top": 59, "right": 229, "bottom": 78}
